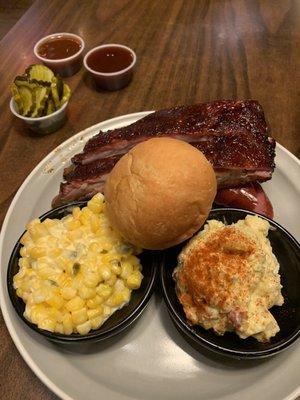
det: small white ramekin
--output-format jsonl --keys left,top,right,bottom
{"left": 34, "top": 33, "right": 85, "bottom": 77}
{"left": 10, "top": 98, "right": 68, "bottom": 135}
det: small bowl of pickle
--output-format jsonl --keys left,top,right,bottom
{"left": 10, "top": 64, "right": 71, "bottom": 135}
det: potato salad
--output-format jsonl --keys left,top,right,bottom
{"left": 13, "top": 193, "right": 143, "bottom": 335}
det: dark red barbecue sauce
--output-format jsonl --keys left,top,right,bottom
{"left": 86, "top": 46, "right": 133, "bottom": 73}
{"left": 38, "top": 37, "right": 81, "bottom": 60}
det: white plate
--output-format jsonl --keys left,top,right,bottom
{"left": 1, "top": 112, "right": 300, "bottom": 400}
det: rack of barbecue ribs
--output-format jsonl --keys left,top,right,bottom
{"left": 52, "top": 100, "right": 275, "bottom": 217}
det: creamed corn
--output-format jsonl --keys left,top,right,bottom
{"left": 14, "top": 193, "right": 143, "bottom": 335}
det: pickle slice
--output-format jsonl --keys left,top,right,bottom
{"left": 11, "top": 83, "right": 24, "bottom": 115}
{"left": 46, "top": 98, "right": 55, "bottom": 115}
{"left": 25, "top": 64, "right": 54, "bottom": 86}
{"left": 56, "top": 75, "right": 64, "bottom": 100}
{"left": 14, "top": 75, "right": 38, "bottom": 91}
{"left": 60, "top": 83, "right": 71, "bottom": 106}
{"left": 31, "top": 86, "right": 50, "bottom": 118}
{"left": 50, "top": 79, "right": 61, "bottom": 109}
{"left": 18, "top": 86, "right": 35, "bottom": 117}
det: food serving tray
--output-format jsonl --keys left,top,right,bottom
{"left": 1, "top": 112, "right": 300, "bottom": 400}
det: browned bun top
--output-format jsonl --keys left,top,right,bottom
{"left": 104, "top": 137, "right": 217, "bottom": 250}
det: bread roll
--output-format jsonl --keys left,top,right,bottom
{"left": 104, "top": 137, "right": 217, "bottom": 249}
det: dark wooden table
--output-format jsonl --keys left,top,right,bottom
{"left": 0, "top": 0, "right": 299, "bottom": 399}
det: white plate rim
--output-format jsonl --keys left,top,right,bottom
{"left": 0, "top": 111, "right": 299, "bottom": 400}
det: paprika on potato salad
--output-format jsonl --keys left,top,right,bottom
{"left": 13, "top": 193, "right": 143, "bottom": 335}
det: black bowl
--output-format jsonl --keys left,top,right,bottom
{"left": 161, "top": 208, "right": 300, "bottom": 359}
{"left": 7, "top": 201, "right": 158, "bottom": 344}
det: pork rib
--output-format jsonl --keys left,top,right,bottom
{"left": 52, "top": 100, "right": 275, "bottom": 207}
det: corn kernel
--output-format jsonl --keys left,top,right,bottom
{"left": 76, "top": 320, "right": 92, "bottom": 335}
{"left": 128, "top": 255, "right": 141, "bottom": 268}
{"left": 120, "top": 262, "right": 133, "bottom": 279}
{"left": 48, "top": 307, "right": 63, "bottom": 322}
{"left": 78, "top": 286, "right": 96, "bottom": 299}
{"left": 67, "top": 229, "right": 83, "bottom": 240}
{"left": 55, "top": 323, "right": 64, "bottom": 334}
{"left": 28, "top": 223, "right": 48, "bottom": 240}
{"left": 96, "top": 284, "right": 112, "bottom": 299}
{"left": 20, "top": 247, "right": 27, "bottom": 257}
{"left": 83, "top": 273, "right": 100, "bottom": 288}
{"left": 61, "top": 287, "right": 77, "bottom": 300}
{"left": 62, "top": 313, "right": 73, "bottom": 335}
{"left": 39, "top": 318, "right": 56, "bottom": 332}
{"left": 106, "top": 273, "right": 117, "bottom": 287}
{"left": 19, "top": 258, "right": 30, "bottom": 269}
{"left": 29, "top": 246, "right": 47, "bottom": 259}
{"left": 126, "top": 271, "right": 143, "bottom": 289}
{"left": 106, "top": 289, "right": 130, "bottom": 307}
{"left": 89, "top": 242, "right": 99, "bottom": 252}
{"left": 90, "top": 316, "right": 104, "bottom": 329}
{"left": 46, "top": 294, "right": 64, "bottom": 309}
{"left": 32, "top": 290, "right": 47, "bottom": 303}
{"left": 66, "top": 219, "right": 82, "bottom": 231}
{"left": 103, "top": 305, "right": 111, "bottom": 317}
{"left": 110, "top": 262, "right": 121, "bottom": 275}
{"left": 26, "top": 218, "right": 40, "bottom": 230}
{"left": 90, "top": 215, "right": 101, "bottom": 233}
{"left": 99, "top": 266, "right": 111, "bottom": 281}
{"left": 87, "top": 307, "right": 103, "bottom": 320}
{"left": 86, "top": 295, "right": 103, "bottom": 308}
{"left": 20, "top": 231, "right": 32, "bottom": 246}
{"left": 71, "top": 307, "right": 88, "bottom": 325}
{"left": 87, "top": 198, "right": 103, "bottom": 214}
{"left": 65, "top": 296, "right": 85, "bottom": 312}
{"left": 43, "top": 218, "right": 56, "bottom": 229}
{"left": 72, "top": 206, "right": 81, "bottom": 219}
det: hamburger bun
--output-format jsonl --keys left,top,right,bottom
{"left": 104, "top": 137, "right": 217, "bottom": 250}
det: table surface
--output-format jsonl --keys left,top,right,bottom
{"left": 0, "top": 0, "right": 299, "bottom": 399}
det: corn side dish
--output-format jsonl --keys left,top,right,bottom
{"left": 13, "top": 193, "right": 143, "bottom": 335}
